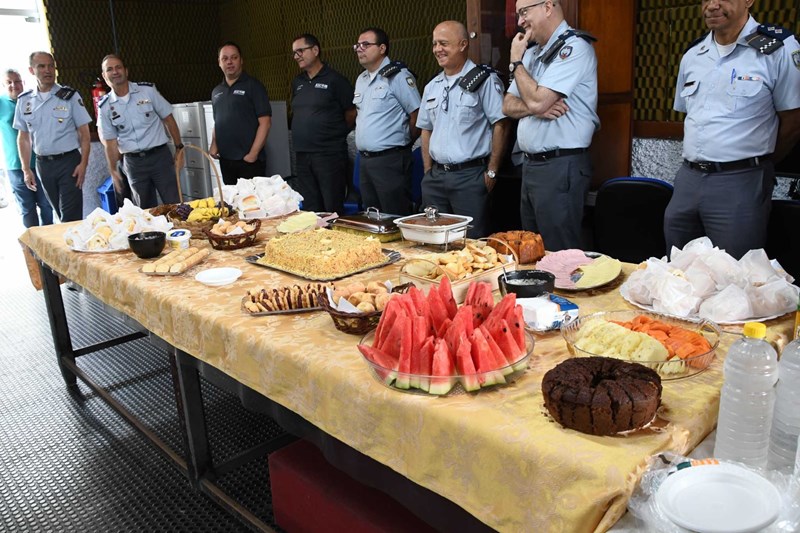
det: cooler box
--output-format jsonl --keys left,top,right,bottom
{"left": 268, "top": 438, "right": 437, "bottom": 533}
{"left": 97, "top": 176, "right": 117, "bottom": 214}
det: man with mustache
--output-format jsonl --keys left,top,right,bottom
{"left": 664, "top": 0, "right": 800, "bottom": 259}
{"left": 96, "top": 54, "right": 183, "bottom": 209}
{"left": 14, "top": 51, "right": 91, "bottom": 222}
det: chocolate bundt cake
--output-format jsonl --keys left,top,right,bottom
{"left": 542, "top": 357, "right": 662, "bottom": 436}
{"left": 487, "top": 231, "right": 545, "bottom": 264}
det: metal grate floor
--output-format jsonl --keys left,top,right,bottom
{"left": 0, "top": 270, "right": 288, "bottom": 532}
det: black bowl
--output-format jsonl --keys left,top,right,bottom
{"left": 128, "top": 231, "right": 166, "bottom": 259}
{"left": 498, "top": 270, "right": 556, "bottom": 298}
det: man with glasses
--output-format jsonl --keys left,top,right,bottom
{"left": 96, "top": 54, "right": 183, "bottom": 208}
{"left": 209, "top": 41, "right": 272, "bottom": 185}
{"left": 664, "top": 0, "right": 800, "bottom": 259}
{"left": 14, "top": 51, "right": 91, "bottom": 222}
{"left": 0, "top": 68, "right": 53, "bottom": 226}
{"left": 502, "top": 0, "right": 599, "bottom": 251}
{"left": 290, "top": 33, "right": 356, "bottom": 213}
{"left": 416, "top": 20, "right": 508, "bottom": 238}
{"left": 353, "top": 27, "right": 421, "bottom": 216}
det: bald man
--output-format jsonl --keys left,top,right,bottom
{"left": 416, "top": 21, "right": 508, "bottom": 238}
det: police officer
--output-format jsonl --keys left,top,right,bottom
{"left": 97, "top": 54, "right": 183, "bottom": 209}
{"left": 353, "top": 27, "right": 421, "bottom": 216}
{"left": 209, "top": 41, "right": 272, "bottom": 185}
{"left": 502, "top": 0, "right": 599, "bottom": 251}
{"left": 14, "top": 51, "right": 91, "bottom": 222}
{"left": 665, "top": 0, "right": 800, "bottom": 259}
{"left": 291, "top": 33, "right": 356, "bottom": 213}
{"left": 416, "top": 21, "right": 508, "bottom": 238}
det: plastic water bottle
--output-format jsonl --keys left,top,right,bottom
{"left": 768, "top": 338, "right": 800, "bottom": 472}
{"left": 714, "top": 322, "right": 778, "bottom": 469}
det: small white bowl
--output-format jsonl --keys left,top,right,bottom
{"left": 195, "top": 267, "right": 242, "bottom": 287}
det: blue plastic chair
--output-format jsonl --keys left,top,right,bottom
{"left": 342, "top": 152, "right": 362, "bottom": 215}
{"left": 593, "top": 177, "right": 674, "bottom": 263}
{"left": 411, "top": 146, "right": 424, "bottom": 210}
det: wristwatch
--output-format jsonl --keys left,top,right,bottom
{"left": 175, "top": 143, "right": 185, "bottom": 150}
{"left": 509, "top": 61, "right": 524, "bottom": 73}
{"left": 486, "top": 170, "right": 497, "bottom": 180}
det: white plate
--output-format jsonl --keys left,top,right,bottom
{"left": 655, "top": 463, "right": 780, "bottom": 533}
{"left": 195, "top": 267, "right": 242, "bottom": 287}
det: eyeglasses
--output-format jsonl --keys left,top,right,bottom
{"left": 517, "top": 0, "right": 548, "bottom": 18}
{"left": 292, "top": 46, "right": 313, "bottom": 57}
{"left": 441, "top": 77, "right": 462, "bottom": 112}
{"left": 353, "top": 42, "right": 379, "bottom": 51}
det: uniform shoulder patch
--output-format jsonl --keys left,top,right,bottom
{"left": 746, "top": 24, "right": 793, "bottom": 55}
{"left": 55, "top": 86, "right": 76, "bottom": 100}
{"left": 98, "top": 94, "right": 110, "bottom": 108}
{"left": 19, "top": 89, "right": 33, "bottom": 98}
{"left": 793, "top": 49, "right": 800, "bottom": 70}
{"left": 379, "top": 61, "right": 406, "bottom": 78}
{"left": 458, "top": 65, "right": 496, "bottom": 92}
{"left": 685, "top": 32, "right": 709, "bottom": 54}
{"left": 137, "top": 81, "right": 154, "bottom": 87}
{"left": 541, "top": 29, "right": 596, "bottom": 65}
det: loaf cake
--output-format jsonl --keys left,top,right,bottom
{"left": 541, "top": 357, "right": 662, "bottom": 436}
{"left": 488, "top": 231, "right": 545, "bottom": 264}
{"left": 259, "top": 228, "right": 385, "bottom": 279}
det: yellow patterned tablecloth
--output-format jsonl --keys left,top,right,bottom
{"left": 18, "top": 221, "right": 795, "bottom": 533}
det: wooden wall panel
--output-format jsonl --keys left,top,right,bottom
{"left": 591, "top": 103, "right": 633, "bottom": 187}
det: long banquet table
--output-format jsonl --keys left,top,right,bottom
{"left": 18, "top": 218, "right": 796, "bottom": 532}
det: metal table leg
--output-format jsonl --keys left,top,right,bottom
{"left": 38, "top": 262, "right": 77, "bottom": 387}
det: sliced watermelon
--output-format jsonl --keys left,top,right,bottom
{"left": 479, "top": 325, "right": 515, "bottom": 376}
{"left": 378, "top": 308, "right": 409, "bottom": 358}
{"left": 394, "top": 312, "right": 414, "bottom": 389}
{"left": 436, "top": 317, "right": 452, "bottom": 338}
{"left": 417, "top": 336, "right": 435, "bottom": 392}
{"left": 374, "top": 299, "right": 400, "bottom": 350}
{"left": 483, "top": 293, "right": 517, "bottom": 333}
{"left": 444, "top": 306, "right": 473, "bottom": 358}
{"left": 409, "top": 315, "right": 428, "bottom": 389}
{"left": 509, "top": 304, "right": 527, "bottom": 353}
{"left": 358, "top": 344, "right": 398, "bottom": 384}
{"left": 470, "top": 328, "right": 506, "bottom": 385}
{"left": 430, "top": 338, "right": 455, "bottom": 395}
{"left": 465, "top": 281, "right": 495, "bottom": 328}
{"left": 455, "top": 335, "right": 480, "bottom": 391}
{"left": 427, "top": 286, "right": 450, "bottom": 332}
{"left": 489, "top": 318, "right": 526, "bottom": 368}
{"left": 438, "top": 275, "right": 458, "bottom": 319}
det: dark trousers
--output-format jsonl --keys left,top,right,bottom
{"left": 7, "top": 168, "right": 53, "bottom": 227}
{"left": 359, "top": 148, "right": 413, "bottom": 216}
{"left": 520, "top": 152, "right": 591, "bottom": 251}
{"left": 294, "top": 151, "right": 347, "bottom": 213}
{"left": 421, "top": 164, "right": 490, "bottom": 238}
{"left": 36, "top": 149, "right": 83, "bottom": 222}
{"left": 220, "top": 158, "right": 267, "bottom": 186}
{"left": 664, "top": 161, "right": 774, "bottom": 260}
{"left": 122, "top": 145, "right": 179, "bottom": 208}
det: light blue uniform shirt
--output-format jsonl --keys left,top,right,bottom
{"left": 508, "top": 21, "right": 599, "bottom": 154}
{"left": 97, "top": 82, "right": 173, "bottom": 154}
{"left": 354, "top": 57, "right": 421, "bottom": 152}
{"left": 674, "top": 16, "right": 800, "bottom": 163}
{"left": 416, "top": 59, "right": 505, "bottom": 165}
{"left": 12, "top": 83, "right": 91, "bottom": 156}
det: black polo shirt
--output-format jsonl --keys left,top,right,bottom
{"left": 290, "top": 63, "right": 354, "bottom": 153}
{"left": 211, "top": 72, "right": 271, "bottom": 161}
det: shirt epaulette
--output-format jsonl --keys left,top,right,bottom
{"left": 685, "top": 32, "right": 709, "bottom": 53}
{"left": 18, "top": 89, "right": 33, "bottom": 98}
{"left": 746, "top": 24, "right": 793, "bottom": 55}
{"left": 458, "top": 65, "right": 496, "bottom": 93}
{"left": 541, "top": 29, "right": 597, "bottom": 65}
{"left": 379, "top": 61, "right": 407, "bottom": 79}
{"left": 97, "top": 94, "right": 110, "bottom": 108}
{"left": 55, "top": 86, "right": 76, "bottom": 100}
{"left": 137, "top": 81, "right": 154, "bottom": 87}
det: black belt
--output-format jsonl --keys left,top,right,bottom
{"left": 524, "top": 147, "right": 588, "bottom": 161}
{"left": 359, "top": 145, "right": 409, "bottom": 158}
{"left": 433, "top": 157, "right": 487, "bottom": 172}
{"left": 125, "top": 144, "right": 167, "bottom": 158}
{"left": 37, "top": 149, "right": 78, "bottom": 161}
{"left": 684, "top": 156, "right": 766, "bottom": 173}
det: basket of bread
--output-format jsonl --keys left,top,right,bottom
{"left": 203, "top": 218, "right": 261, "bottom": 250}
{"left": 318, "top": 280, "right": 413, "bottom": 335}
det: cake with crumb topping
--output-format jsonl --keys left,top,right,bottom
{"left": 258, "top": 228, "right": 385, "bottom": 279}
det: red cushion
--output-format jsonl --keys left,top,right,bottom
{"left": 269, "top": 439, "right": 438, "bottom": 533}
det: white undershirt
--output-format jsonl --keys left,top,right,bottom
{"left": 715, "top": 38, "right": 737, "bottom": 57}
{"left": 38, "top": 90, "right": 51, "bottom": 102}
{"left": 116, "top": 93, "right": 131, "bottom": 104}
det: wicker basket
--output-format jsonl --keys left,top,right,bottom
{"left": 166, "top": 144, "right": 234, "bottom": 233}
{"left": 318, "top": 282, "right": 413, "bottom": 335}
{"left": 203, "top": 218, "right": 262, "bottom": 250}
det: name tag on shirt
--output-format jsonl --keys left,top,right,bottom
{"left": 233, "top": 89, "right": 246, "bottom": 95}
{"left": 315, "top": 83, "right": 328, "bottom": 89}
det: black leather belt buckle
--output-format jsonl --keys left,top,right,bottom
{"left": 694, "top": 161, "right": 716, "bottom": 172}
